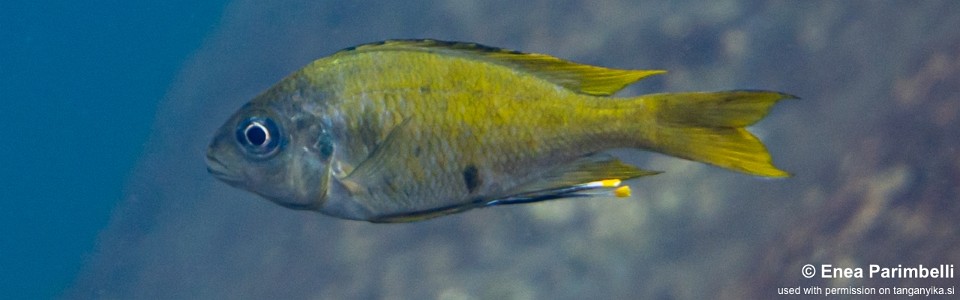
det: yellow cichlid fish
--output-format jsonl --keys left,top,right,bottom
{"left": 205, "top": 39, "right": 793, "bottom": 223}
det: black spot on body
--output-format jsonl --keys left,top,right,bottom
{"left": 462, "top": 165, "right": 480, "bottom": 194}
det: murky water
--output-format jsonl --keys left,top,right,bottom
{"left": 68, "top": 1, "right": 960, "bottom": 298}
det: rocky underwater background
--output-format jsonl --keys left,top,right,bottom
{"left": 66, "top": 1, "right": 960, "bottom": 298}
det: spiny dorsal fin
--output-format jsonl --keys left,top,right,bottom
{"left": 337, "top": 39, "right": 665, "bottom": 96}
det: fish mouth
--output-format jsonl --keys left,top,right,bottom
{"left": 205, "top": 153, "right": 243, "bottom": 186}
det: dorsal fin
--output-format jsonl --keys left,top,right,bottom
{"left": 336, "top": 39, "right": 665, "bottom": 96}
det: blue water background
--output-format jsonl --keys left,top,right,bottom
{"left": 1, "top": 1, "right": 227, "bottom": 298}
{"left": 3, "top": 1, "right": 959, "bottom": 299}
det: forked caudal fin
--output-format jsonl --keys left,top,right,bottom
{"left": 642, "top": 90, "right": 795, "bottom": 177}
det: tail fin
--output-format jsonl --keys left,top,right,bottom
{"left": 642, "top": 90, "right": 794, "bottom": 177}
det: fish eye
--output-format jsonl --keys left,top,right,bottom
{"left": 236, "top": 117, "right": 282, "bottom": 157}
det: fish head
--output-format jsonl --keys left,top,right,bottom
{"left": 206, "top": 91, "right": 335, "bottom": 211}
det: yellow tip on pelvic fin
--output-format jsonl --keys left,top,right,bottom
{"left": 599, "top": 179, "right": 621, "bottom": 187}
{"left": 581, "top": 179, "right": 622, "bottom": 188}
{"left": 613, "top": 186, "right": 631, "bottom": 198}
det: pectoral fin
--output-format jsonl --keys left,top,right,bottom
{"left": 343, "top": 118, "right": 414, "bottom": 183}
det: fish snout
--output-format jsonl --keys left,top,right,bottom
{"left": 205, "top": 149, "right": 243, "bottom": 186}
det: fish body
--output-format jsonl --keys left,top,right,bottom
{"left": 206, "top": 40, "right": 792, "bottom": 222}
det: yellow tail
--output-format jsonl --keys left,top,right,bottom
{"left": 642, "top": 90, "right": 794, "bottom": 177}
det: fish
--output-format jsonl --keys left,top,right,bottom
{"left": 205, "top": 39, "right": 793, "bottom": 223}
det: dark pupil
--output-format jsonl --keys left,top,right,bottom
{"left": 236, "top": 117, "right": 280, "bottom": 157}
{"left": 245, "top": 124, "right": 268, "bottom": 146}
